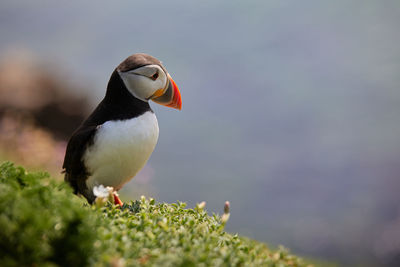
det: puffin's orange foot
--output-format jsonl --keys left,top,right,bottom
{"left": 113, "top": 193, "right": 123, "bottom": 207}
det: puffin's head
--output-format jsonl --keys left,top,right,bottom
{"left": 117, "top": 53, "right": 182, "bottom": 110}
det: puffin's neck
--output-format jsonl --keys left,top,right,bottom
{"left": 101, "top": 70, "right": 152, "bottom": 120}
{"left": 105, "top": 70, "right": 150, "bottom": 108}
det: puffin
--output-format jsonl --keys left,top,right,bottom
{"left": 62, "top": 53, "right": 182, "bottom": 205}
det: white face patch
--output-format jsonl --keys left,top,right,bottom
{"left": 118, "top": 65, "right": 168, "bottom": 102}
{"left": 83, "top": 111, "right": 159, "bottom": 191}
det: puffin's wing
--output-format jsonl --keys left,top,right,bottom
{"left": 62, "top": 125, "right": 98, "bottom": 193}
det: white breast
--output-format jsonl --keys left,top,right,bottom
{"left": 84, "top": 111, "right": 159, "bottom": 191}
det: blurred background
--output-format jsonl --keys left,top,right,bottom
{"left": 1, "top": 1, "right": 399, "bottom": 266}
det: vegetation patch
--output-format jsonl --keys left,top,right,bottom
{"left": 0, "top": 162, "right": 311, "bottom": 266}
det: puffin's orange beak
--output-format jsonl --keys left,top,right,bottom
{"left": 152, "top": 74, "right": 182, "bottom": 110}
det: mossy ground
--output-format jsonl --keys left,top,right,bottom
{"left": 0, "top": 162, "right": 313, "bottom": 266}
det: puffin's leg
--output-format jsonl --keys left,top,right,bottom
{"left": 113, "top": 193, "right": 123, "bottom": 207}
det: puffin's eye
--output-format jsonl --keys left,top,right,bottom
{"left": 150, "top": 72, "right": 159, "bottom": 81}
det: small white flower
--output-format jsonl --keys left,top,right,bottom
{"left": 93, "top": 185, "right": 115, "bottom": 207}
{"left": 197, "top": 201, "right": 206, "bottom": 210}
{"left": 93, "top": 184, "right": 114, "bottom": 198}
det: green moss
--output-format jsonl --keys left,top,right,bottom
{"left": 0, "top": 162, "right": 312, "bottom": 267}
{"left": 0, "top": 162, "right": 97, "bottom": 267}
